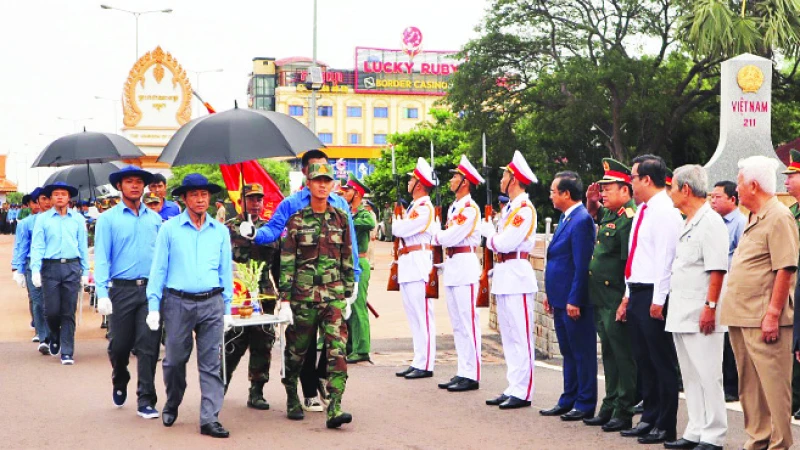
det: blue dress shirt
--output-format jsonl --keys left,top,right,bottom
{"left": 253, "top": 189, "right": 361, "bottom": 281}
{"left": 29, "top": 209, "right": 89, "bottom": 275}
{"left": 11, "top": 213, "right": 37, "bottom": 272}
{"left": 94, "top": 202, "right": 163, "bottom": 299}
{"left": 147, "top": 210, "right": 233, "bottom": 313}
{"left": 159, "top": 200, "right": 181, "bottom": 221}
{"left": 722, "top": 208, "right": 746, "bottom": 269}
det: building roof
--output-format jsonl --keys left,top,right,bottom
{"left": 274, "top": 56, "right": 329, "bottom": 68}
{"left": 0, "top": 178, "right": 18, "bottom": 193}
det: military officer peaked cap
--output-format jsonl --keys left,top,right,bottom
{"left": 340, "top": 172, "right": 371, "bottom": 196}
{"left": 244, "top": 183, "right": 265, "bottom": 197}
{"left": 501, "top": 150, "right": 538, "bottom": 185}
{"left": 307, "top": 163, "right": 335, "bottom": 180}
{"left": 665, "top": 168, "right": 674, "bottom": 187}
{"left": 109, "top": 165, "right": 155, "bottom": 186}
{"left": 450, "top": 155, "right": 485, "bottom": 185}
{"left": 783, "top": 148, "right": 800, "bottom": 174}
{"left": 407, "top": 157, "right": 437, "bottom": 188}
{"left": 597, "top": 158, "right": 632, "bottom": 184}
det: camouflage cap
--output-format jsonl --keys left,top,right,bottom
{"left": 307, "top": 163, "right": 334, "bottom": 180}
{"left": 143, "top": 192, "right": 161, "bottom": 204}
{"left": 244, "top": 183, "right": 265, "bottom": 197}
{"left": 783, "top": 148, "right": 800, "bottom": 174}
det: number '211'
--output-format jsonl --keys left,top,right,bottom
{"left": 743, "top": 118, "right": 756, "bottom": 127}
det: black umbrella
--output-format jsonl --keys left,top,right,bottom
{"left": 43, "top": 162, "right": 124, "bottom": 201}
{"left": 32, "top": 130, "right": 145, "bottom": 167}
{"left": 157, "top": 102, "right": 324, "bottom": 166}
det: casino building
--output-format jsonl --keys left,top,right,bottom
{"left": 247, "top": 28, "right": 461, "bottom": 180}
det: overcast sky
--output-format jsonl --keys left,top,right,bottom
{"left": 0, "top": 0, "right": 490, "bottom": 192}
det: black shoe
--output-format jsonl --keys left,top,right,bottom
{"left": 602, "top": 418, "right": 632, "bottom": 432}
{"left": 438, "top": 376, "right": 462, "bottom": 389}
{"left": 395, "top": 366, "right": 414, "bottom": 377}
{"left": 663, "top": 438, "right": 699, "bottom": 449}
{"left": 583, "top": 413, "right": 611, "bottom": 426}
{"left": 620, "top": 421, "right": 652, "bottom": 437}
{"left": 200, "top": 421, "right": 230, "bottom": 438}
{"left": 633, "top": 400, "right": 644, "bottom": 414}
{"left": 486, "top": 394, "right": 508, "bottom": 406}
{"left": 404, "top": 369, "right": 433, "bottom": 379}
{"left": 499, "top": 396, "right": 531, "bottom": 409}
{"left": 561, "top": 409, "right": 593, "bottom": 421}
{"left": 694, "top": 443, "right": 722, "bottom": 450}
{"left": 447, "top": 378, "right": 479, "bottom": 392}
{"left": 162, "top": 410, "right": 177, "bottom": 427}
{"left": 794, "top": 407, "right": 800, "bottom": 420}
{"left": 637, "top": 428, "right": 673, "bottom": 444}
{"left": 539, "top": 404, "right": 571, "bottom": 416}
{"left": 287, "top": 408, "right": 305, "bottom": 421}
{"left": 724, "top": 393, "right": 738, "bottom": 403}
{"left": 326, "top": 412, "right": 353, "bottom": 429}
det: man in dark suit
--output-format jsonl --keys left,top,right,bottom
{"left": 540, "top": 171, "right": 598, "bottom": 421}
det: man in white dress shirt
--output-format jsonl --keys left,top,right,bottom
{"left": 665, "top": 165, "right": 728, "bottom": 450}
{"left": 393, "top": 158, "right": 438, "bottom": 380}
{"left": 618, "top": 154, "right": 683, "bottom": 444}
{"left": 432, "top": 155, "right": 484, "bottom": 392}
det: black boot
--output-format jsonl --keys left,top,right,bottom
{"left": 247, "top": 381, "right": 270, "bottom": 410}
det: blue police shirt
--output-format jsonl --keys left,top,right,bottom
{"left": 29, "top": 209, "right": 89, "bottom": 275}
{"left": 253, "top": 189, "right": 361, "bottom": 281}
{"left": 159, "top": 200, "right": 181, "bottom": 221}
{"left": 147, "top": 210, "right": 233, "bottom": 313}
{"left": 94, "top": 202, "right": 163, "bottom": 299}
{"left": 11, "top": 213, "right": 38, "bottom": 272}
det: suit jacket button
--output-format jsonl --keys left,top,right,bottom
{"left": 604, "top": 281, "right": 610, "bottom": 286}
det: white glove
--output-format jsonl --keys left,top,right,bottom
{"left": 12, "top": 271, "right": 26, "bottom": 288}
{"left": 479, "top": 220, "right": 497, "bottom": 239}
{"left": 430, "top": 219, "right": 442, "bottom": 233}
{"left": 389, "top": 260, "right": 397, "bottom": 268}
{"left": 278, "top": 302, "right": 294, "bottom": 325}
{"left": 347, "top": 284, "right": 359, "bottom": 305}
{"left": 344, "top": 303, "right": 353, "bottom": 321}
{"left": 433, "top": 262, "right": 445, "bottom": 274}
{"left": 32, "top": 272, "right": 42, "bottom": 288}
{"left": 224, "top": 314, "right": 235, "bottom": 332}
{"left": 81, "top": 276, "right": 89, "bottom": 287}
{"left": 239, "top": 220, "right": 256, "bottom": 240}
{"left": 146, "top": 311, "right": 160, "bottom": 331}
{"left": 97, "top": 297, "right": 113, "bottom": 315}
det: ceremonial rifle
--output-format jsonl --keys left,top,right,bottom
{"left": 426, "top": 141, "right": 442, "bottom": 299}
{"left": 387, "top": 145, "right": 401, "bottom": 291}
{"left": 477, "top": 133, "right": 492, "bottom": 308}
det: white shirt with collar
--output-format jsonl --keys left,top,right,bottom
{"left": 392, "top": 195, "right": 434, "bottom": 283}
{"left": 625, "top": 189, "right": 683, "bottom": 305}
{"left": 489, "top": 192, "right": 538, "bottom": 295}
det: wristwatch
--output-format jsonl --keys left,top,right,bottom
{"left": 704, "top": 301, "right": 717, "bottom": 310}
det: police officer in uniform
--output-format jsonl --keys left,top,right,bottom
{"left": 279, "top": 162, "right": 356, "bottom": 428}
{"left": 479, "top": 150, "right": 538, "bottom": 409}
{"left": 433, "top": 155, "right": 484, "bottom": 392}
{"left": 583, "top": 158, "right": 638, "bottom": 432}
{"left": 223, "top": 183, "right": 280, "bottom": 410}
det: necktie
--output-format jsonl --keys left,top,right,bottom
{"left": 624, "top": 203, "right": 648, "bottom": 279}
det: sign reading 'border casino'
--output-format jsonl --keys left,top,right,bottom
{"left": 354, "top": 27, "right": 462, "bottom": 96}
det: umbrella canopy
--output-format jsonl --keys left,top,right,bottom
{"left": 158, "top": 105, "right": 324, "bottom": 166}
{"left": 43, "top": 162, "right": 124, "bottom": 200}
{"left": 32, "top": 131, "right": 145, "bottom": 167}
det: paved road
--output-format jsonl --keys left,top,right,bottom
{"left": 1, "top": 236, "right": 797, "bottom": 449}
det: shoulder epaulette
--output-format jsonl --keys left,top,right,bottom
{"left": 624, "top": 207, "right": 635, "bottom": 219}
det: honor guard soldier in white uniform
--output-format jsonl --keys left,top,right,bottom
{"left": 433, "top": 155, "right": 484, "bottom": 392}
{"left": 393, "top": 157, "right": 439, "bottom": 380}
{"left": 479, "top": 150, "right": 538, "bottom": 409}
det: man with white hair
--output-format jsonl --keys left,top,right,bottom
{"left": 665, "top": 165, "right": 728, "bottom": 450}
{"left": 721, "top": 155, "right": 798, "bottom": 450}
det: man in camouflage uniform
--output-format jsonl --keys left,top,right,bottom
{"left": 583, "top": 158, "right": 639, "bottom": 432}
{"left": 339, "top": 173, "right": 376, "bottom": 363}
{"left": 223, "top": 183, "right": 280, "bottom": 410}
{"left": 279, "top": 162, "right": 355, "bottom": 429}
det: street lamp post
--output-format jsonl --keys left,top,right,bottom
{"left": 100, "top": 4, "right": 173, "bottom": 60}
{"left": 95, "top": 96, "right": 121, "bottom": 133}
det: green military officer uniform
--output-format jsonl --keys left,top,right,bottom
{"left": 340, "top": 173, "right": 376, "bottom": 361}
{"left": 223, "top": 184, "right": 281, "bottom": 410}
{"left": 588, "top": 158, "right": 638, "bottom": 423}
{"left": 783, "top": 150, "right": 800, "bottom": 415}
{"left": 280, "top": 163, "right": 356, "bottom": 427}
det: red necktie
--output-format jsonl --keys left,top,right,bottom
{"left": 624, "top": 203, "right": 648, "bottom": 279}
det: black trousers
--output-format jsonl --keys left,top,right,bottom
{"left": 626, "top": 284, "right": 679, "bottom": 436}
{"left": 722, "top": 332, "right": 739, "bottom": 397}
{"left": 108, "top": 284, "right": 161, "bottom": 408}
{"left": 299, "top": 326, "right": 328, "bottom": 399}
{"left": 42, "top": 260, "right": 81, "bottom": 355}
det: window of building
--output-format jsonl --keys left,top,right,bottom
{"left": 346, "top": 106, "right": 362, "bottom": 117}
{"left": 404, "top": 107, "right": 419, "bottom": 119}
{"left": 318, "top": 106, "right": 333, "bottom": 117}
{"left": 373, "top": 134, "right": 387, "bottom": 145}
{"left": 348, "top": 133, "right": 361, "bottom": 145}
{"left": 288, "top": 105, "right": 304, "bottom": 116}
{"left": 374, "top": 107, "right": 388, "bottom": 118}
{"left": 318, "top": 133, "right": 333, "bottom": 144}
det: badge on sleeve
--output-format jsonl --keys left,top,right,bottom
{"left": 409, "top": 210, "right": 419, "bottom": 219}
{"left": 455, "top": 214, "right": 467, "bottom": 225}
{"left": 512, "top": 215, "right": 525, "bottom": 227}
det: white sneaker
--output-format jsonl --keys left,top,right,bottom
{"left": 302, "top": 397, "right": 324, "bottom": 412}
{"left": 32, "top": 335, "right": 40, "bottom": 343}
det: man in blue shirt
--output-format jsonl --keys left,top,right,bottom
{"left": 148, "top": 173, "right": 181, "bottom": 221}
{"left": 239, "top": 149, "right": 361, "bottom": 412}
{"left": 145, "top": 173, "right": 233, "bottom": 438}
{"left": 30, "top": 182, "right": 89, "bottom": 365}
{"left": 95, "top": 166, "right": 163, "bottom": 419}
{"left": 7, "top": 204, "right": 18, "bottom": 234}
